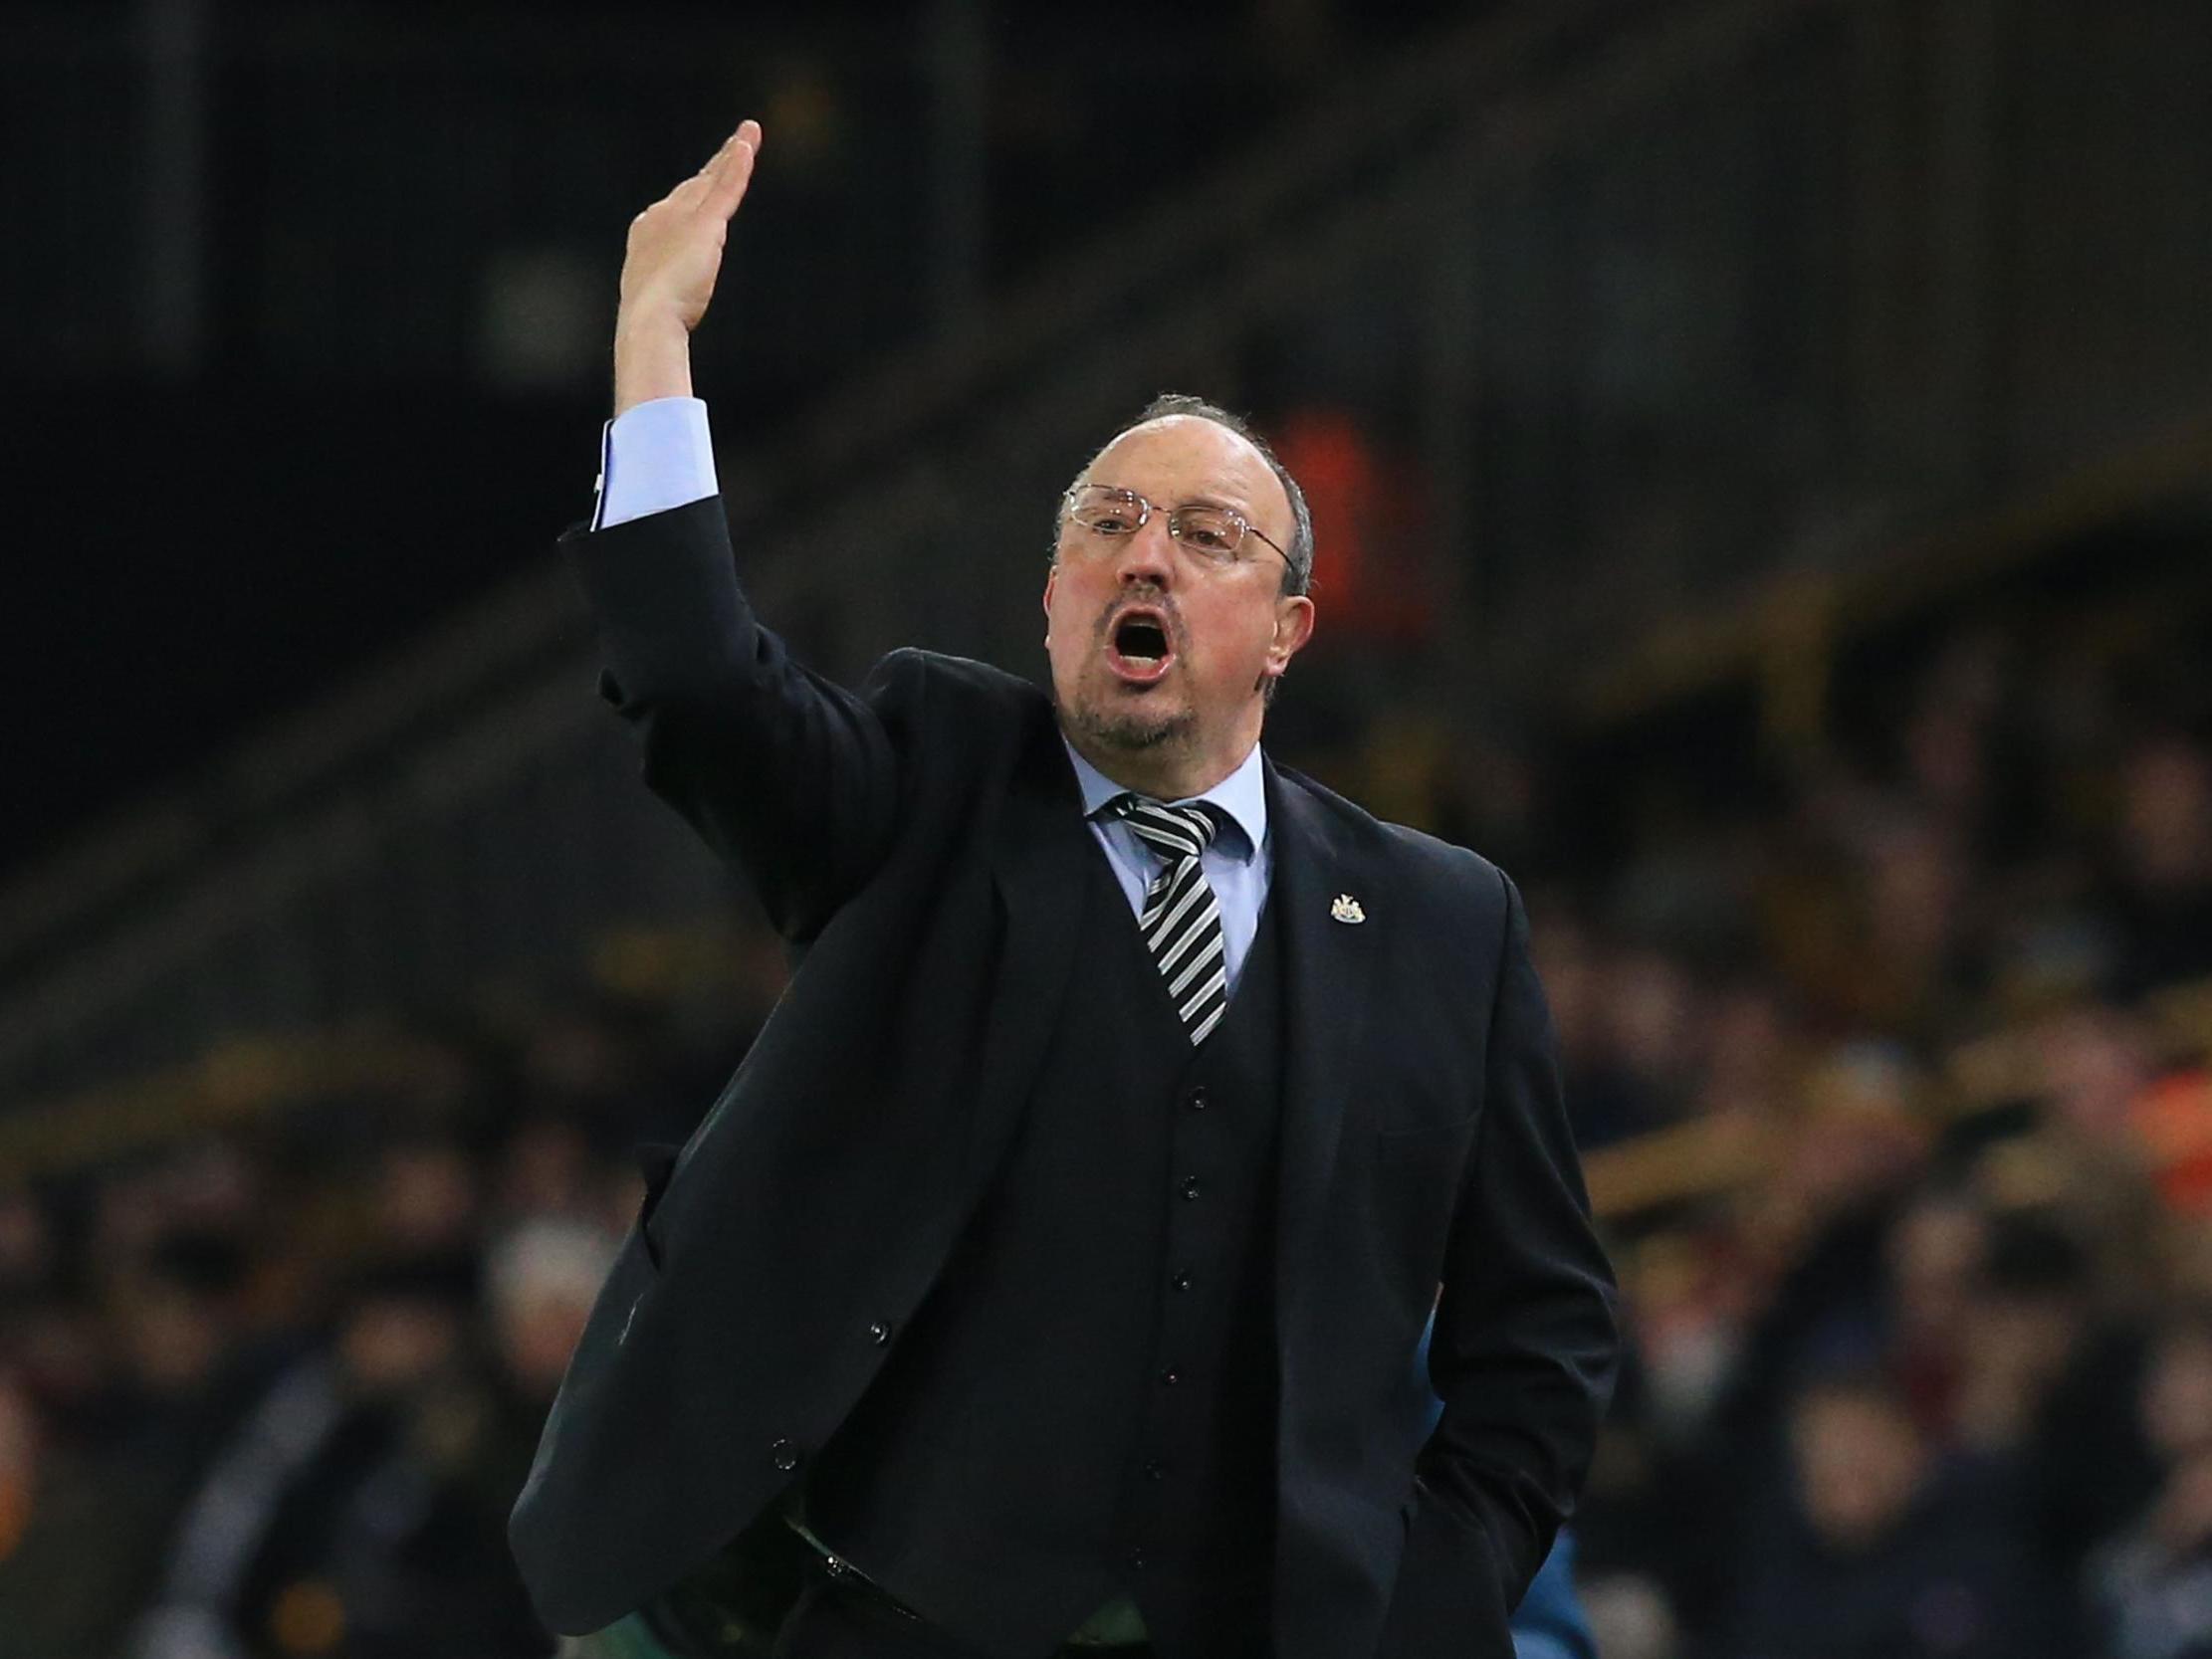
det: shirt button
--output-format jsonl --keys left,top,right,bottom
{"left": 867, "top": 1320, "right": 893, "bottom": 1345}
{"left": 770, "top": 1437, "right": 800, "bottom": 1472}
{"left": 1185, "top": 1087, "right": 1209, "bottom": 1112}
{"left": 1159, "top": 1367, "right": 1180, "bottom": 1387}
{"left": 1171, "top": 1272, "right": 1193, "bottom": 1293}
{"left": 1180, "top": 1176, "right": 1201, "bottom": 1201}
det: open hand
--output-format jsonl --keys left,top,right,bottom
{"left": 620, "top": 118, "right": 763, "bottom": 334}
{"left": 611, "top": 119, "right": 762, "bottom": 412}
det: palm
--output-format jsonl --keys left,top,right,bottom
{"left": 619, "top": 119, "right": 763, "bottom": 334}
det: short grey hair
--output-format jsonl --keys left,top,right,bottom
{"left": 1058, "top": 392, "right": 1315, "bottom": 597}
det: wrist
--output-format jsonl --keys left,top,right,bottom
{"left": 611, "top": 311, "right": 694, "bottom": 417}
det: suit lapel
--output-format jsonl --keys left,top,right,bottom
{"left": 968, "top": 710, "right": 1095, "bottom": 1187}
{"left": 1266, "top": 760, "right": 1385, "bottom": 1318}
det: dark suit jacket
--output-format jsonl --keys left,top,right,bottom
{"left": 510, "top": 496, "right": 1619, "bottom": 1659}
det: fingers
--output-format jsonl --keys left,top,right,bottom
{"left": 706, "top": 119, "right": 763, "bottom": 220}
{"left": 691, "top": 121, "right": 757, "bottom": 189}
{"left": 662, "top": 119, "right": 760, "bottom": 218}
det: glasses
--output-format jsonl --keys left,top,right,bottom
{"left": 1061, "top": 484, "right": 1288, "bottom": 571}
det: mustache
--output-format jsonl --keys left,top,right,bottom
{"left": 1095, "top": 585, "right": 1184, "bottom": 647}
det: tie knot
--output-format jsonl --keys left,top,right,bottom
{"left": 1110, "top": 794, "right": 1219, "bottom": 863}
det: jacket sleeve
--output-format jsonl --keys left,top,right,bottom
{"left": 565, "top": 495, "right": 908, "bottom": 941}
{"left": 1379, "top": 871, "right": 1619, "bottom": 1658}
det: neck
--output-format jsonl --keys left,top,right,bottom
{"left": 1063, "top": 725, "right": 1259, "bottom": 802}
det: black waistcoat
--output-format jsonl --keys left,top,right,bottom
{"left": 798, "top": 844, "right": 1286, "bottom": 1659}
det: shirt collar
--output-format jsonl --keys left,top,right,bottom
{"left": 1061, "top": 736, "right": 1267, "bottom": 863}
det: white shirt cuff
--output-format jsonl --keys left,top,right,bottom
{"left": 592, "top": 396, "right": 719, "bottom": 530}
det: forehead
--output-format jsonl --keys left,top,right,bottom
{"left": 1080, "top": 415, "right": 1290, "bottom": 529}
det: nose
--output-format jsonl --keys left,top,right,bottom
{"left": 1113, "top": 516, "right": 1177, "bottom": 589}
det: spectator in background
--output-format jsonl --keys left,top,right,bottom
{"left": 486, "top": 1220, "right": 619, "bottom": 1409}
{"left": 1949, "top": 1214, "right": 2097, "bottom": 1456}
{"left": 2094, "top": 1306, "right": 2212, "bottom": 1659}
{"left": 2104, "top": 733, "right": 2212, "bottom": 999}
{"left": 468, "top": 1220, "right": 624, "bottom": 1553}
{"left": 1726, "top": 1370, "right": 2050, "bottom": 1659}
{"left": 1523, "top": 915, "right": 1708, "bottom": 1151}
{"left": 130, "top": 1253, "right": 548, "bottom": 1659}
{"left": 2017, "top": 1002, "right": 2169, "bottom": 1317}
{"left": 25, "top": 1229, "right": 283, "bottom": 1658}
{"left": 0, "top": 1367, "right": 149, "bottom": 1659}
{"left": 1881, "top": 1188, "right": 1988, "bottom": 1442}
{"left": 374, "top": 1133, "right": 483, "bottom": 1259}
{"left": 1957, "top": 1212, "right": 2157, "bottom": 1645}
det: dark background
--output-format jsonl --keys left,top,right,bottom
{"left": 6, "top": 4, "right": 2212, "bottom": 1657}
{"left": 5, "top": 0, "right": 1474, "bottom": 877}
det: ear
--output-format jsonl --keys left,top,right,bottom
{"left": 1041, "top": 564, "right": 1058, "bottom": 639}
{"left": 1265, "top": 593, "right": 1316, "bottom": 681}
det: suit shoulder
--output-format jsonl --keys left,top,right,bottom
{"left": 1275, "top": 763, "right": 1513, "bottom": 938}
{"left": 868, "top": 647, "right": 1046, "bottom": 716}
{"left": 862, "top": 649, "right": 1057, "bottom": 780}
{"left": 1278, "top": 764, "right": 1504, "bottom": 884}
{"left": 1378, "top": 817, "right": 1505, "bottom": 893}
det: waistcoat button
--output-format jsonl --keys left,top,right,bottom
{"left": 1180, "top": 1176, "right": 1201, "bottom": 1200}
{"left": 867, "top": 1320, "right": 892, "bottom": 1345}
{"left": 1171, "top": 1272, "right": 1193, "bottom": 1292}
{"left": 1185, "top": 1087, "right": 1209, "bottom": 1111}
{"left": 770, "top": 1437, "right": 800, "bottom": 1471}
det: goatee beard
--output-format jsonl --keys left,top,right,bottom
{"left": 1057, "top": 695, "right": 1197, "bottom": 754}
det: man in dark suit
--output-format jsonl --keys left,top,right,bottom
{"left": 511, "top": 118, "right": 1618, "bottom": 1659}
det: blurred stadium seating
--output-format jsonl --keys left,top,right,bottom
{"left": 4, "top": 1, "right": 2211, "bottom": 1655}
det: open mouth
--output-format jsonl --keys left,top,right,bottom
{"left": 1106, "top": 610, "right": 1175, "bottom": 683}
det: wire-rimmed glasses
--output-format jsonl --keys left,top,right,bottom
{"left": 1061, "top": 484, "right": 1288, "bottom": 571}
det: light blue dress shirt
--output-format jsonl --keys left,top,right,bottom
{"left": 593, "top": 396, "right": 720, "bottom": 529}
{"left": 592, "top": 397, "right": 1277, "bottom": 994}
{"left": 1061, "top": 739, "right": 1272, "bottom": 996}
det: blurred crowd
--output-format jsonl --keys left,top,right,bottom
{"left": 2, "top": 595, "right": 2209, "bottom": 1659}
{"left": 0, "top": 983, "right": 779, "bottom": 1659}
{"left": 1476, "top": 620, "right": 2212, "bottom": 1659}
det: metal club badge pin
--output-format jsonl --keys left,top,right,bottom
{"left": 1330, "top": 894, "right": 1366, "bottom": 925}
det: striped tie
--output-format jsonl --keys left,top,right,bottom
{"left": 1110, "top": 794, "right": 1229, "bottom": 1045}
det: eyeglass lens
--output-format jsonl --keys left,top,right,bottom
{"left": 1068, "top": 487, "right": 1247, "bottom": 561}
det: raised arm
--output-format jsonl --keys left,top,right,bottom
{"left": 574, "top": 120, "right": 902, "bottom": 941}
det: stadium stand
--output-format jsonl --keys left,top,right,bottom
{"left": 4, "top": 2, "right": 2211, "bottom": 1655}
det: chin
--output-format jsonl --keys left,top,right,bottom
{"left": 1063, "top": 693, "right": 1195, "bottom": 754}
